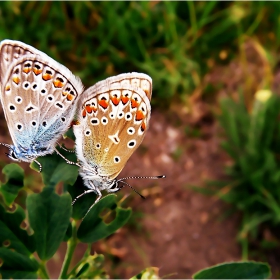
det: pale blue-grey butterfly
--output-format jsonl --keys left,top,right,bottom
{"left": 71, "top": 73, "right": 165, "bottom": 216}
{"left": 0, "top": 40, "right": 84, "bottom": 170}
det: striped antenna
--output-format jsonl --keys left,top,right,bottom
{"left": 117, "top": 175, "right": 165, "bottom": 199}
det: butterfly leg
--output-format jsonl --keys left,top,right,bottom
{"left": 83, "top": 189, "right": 102, "bottom": 219}
{"left": 54, "top": 147, "right": 81, "bottom": 168}
{"left": 71, "top": 189, "right": 97, "bottom": 205}
{"left": 33, "top": 159, "right": 42, "bottom": 172}
{"left": 56, "top": 142, "right": 75, "bottom": 153}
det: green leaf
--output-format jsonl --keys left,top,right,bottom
{"left": 193, "top": 261, "right": 271, "bottom": 279}
{"left": 0, "top": 204, "right": 35, "bottom": 255}
{"left": 26, "top": 188, "right": 72, "bottom": 260}
{"left": 30, "top": 147, "right": 78, "bottom": 188}
{"left": 0, "top": 247, "right": 39, "bottom": 279}
{"left": 77, "top": 194, "right": 131, "bottom": 243}
{"left": 0, "top": 164, "right": 24, "bottom": 206}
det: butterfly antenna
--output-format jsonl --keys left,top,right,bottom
{"left": 54, "top": 147, "right": 81, "bottom": 168}
{"left": 119, "top": 180, "right": 146, "bottom": 199}
{"left": 118, "top": 175, "right": 166, "bottom": 181}
{"left": 0, "top": 143, "right": 11, "bottom": 149}
{"left": 56, "top": 142, "right": 75, "bottom": 153}
{"left": 34, "top": 159, "right": 42, "bottom": 173}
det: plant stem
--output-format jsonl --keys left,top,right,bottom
{"left": 39, "top": 261, "right": 50, "bottom": 279}
{"left": 59, "top": 220, "right": 78, "bottom": 279}
{"left": 241, "top": 239, "right": 248, "bottom": 261}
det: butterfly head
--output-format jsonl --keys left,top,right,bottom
{"left": 1, "top": 142, "right": 51, "bottom": 163}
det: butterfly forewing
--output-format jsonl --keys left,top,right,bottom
{"left": 0, "top": 39, "right": 48, "bottom": 85}
{"left": 74, "top": 80, "right": 151, "bottom": 180}
{"left": 0, "top": 40, "right": 84, "bottom": 161}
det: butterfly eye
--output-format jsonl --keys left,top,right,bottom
{"left": 8, "top": 150, "right": 19, "bottom": 161}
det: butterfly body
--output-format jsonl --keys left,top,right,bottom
{"left": 0, "top": 40, "right": 84, "bottom": 165}
{"left": 73, "top": 73, "right": 152, "bottom": 205}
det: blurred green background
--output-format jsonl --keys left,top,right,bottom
{"left": 2, "top": 1, "right": 280, "bottom": 278}
{"left": 3, "top": 1, "right": 277, "bottom": 106}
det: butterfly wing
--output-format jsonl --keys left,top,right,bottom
{"left": 0, "top": 39, "right": 48, "bottom": 86}
{"left": 74, "top": 73, "right": 152, "bottom": 180}
{"left": 0, "top": 41, "right": 84, "bottom": 159}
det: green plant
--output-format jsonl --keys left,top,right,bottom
{"left": 2, "top": 2, "right": 280, "bottom": 107}
{"left": 0, "top": 147, "right": 132, "bottom": 278}
{"left": 205, "top": 90, "right": 280, "bottom": 258}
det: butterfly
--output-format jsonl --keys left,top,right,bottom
{"left": 0, "top": 40, "right": 84, "bottom": 170}
{"left": 72, "top": 73, "right": 164, "bottom": 215}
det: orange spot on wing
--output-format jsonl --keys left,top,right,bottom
{"left": 131, "top": 99, "right": 139, "bottom": 108}
{"left": 12, "top": 76, "right": 20, "bottom": 85}
{"left": 62, "top": 91, "right": 68, "bottom": 96}
{"left": 136, "top": 110, "right": 144, "bottom": 121}
{"left": 121, "top": 96, "right": 129, "bottom": 104}
{"left": 43, "top": 73, "right": 52, "bottom": 81}
{"left": 53, "top": 79, "right": 64, "bottom": 88}
{"left": 82, "top": 109, "right": 87, "bottom": 118}
{"left": 85, "top": 105, "right": 92, "bottom": 113}
{"left": 111, "top": 96, "right": 120, "bottom": 106}
{"left": 33, "top": 68, "right": 43, "bottom": 75}
{"left": 91, "top": 106, "right": 97, "bottom": 112}
{"left": 67, "top": 94, "right": 74, "bottom": 101}
{"left": 5, "top": 85, "right": 11, "bottom": 91}
{"left": 99, "top": 99, "right": 109, "bottom": 109}
{"left": 23, "top": 67, "right": 31, "bottom": 74}
{"left": 141, "top": 122, "right": 146, "bottom": 132}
